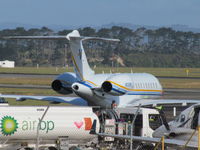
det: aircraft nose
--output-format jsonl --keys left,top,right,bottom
{"left": 152, "top": 126, "right": 164, "bottom": 138}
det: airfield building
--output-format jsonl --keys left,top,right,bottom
{"left": 0, "top": 60, "right": 15, "bottom": 68}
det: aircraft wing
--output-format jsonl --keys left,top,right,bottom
{"left": 128, "top": 99, "right": 200, "bottom": 107}
{"left": 0, "top": 94, "right": 88, "bottom": 106}
{"left": 95, "top": 133, "right": 197, "bottom": 148}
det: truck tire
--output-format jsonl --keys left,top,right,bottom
{"left": 47, "top": 147, "right": 57, "bottom": 150}
{"left": 135, "top": 143, "right": 154, "bottom": 150}
{"left": 17, "top": 147, "right": 33, "bottom": 150}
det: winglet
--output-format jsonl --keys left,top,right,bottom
{"left": 89, "top": 119, "right": 97, "bottom": 135}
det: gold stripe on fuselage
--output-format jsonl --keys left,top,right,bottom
{"left": 85, "top": 80, "right": 98, "bottom": 86}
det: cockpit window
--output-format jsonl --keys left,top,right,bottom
{"left": 180, "top": 115, "right": 185, "bottom": 122}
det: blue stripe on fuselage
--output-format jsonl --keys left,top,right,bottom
{"left": 112, "top": 88, "right": 126, "bottom": 94}
{"left": 78, "top": 81, "right": 93, "bottom": 88}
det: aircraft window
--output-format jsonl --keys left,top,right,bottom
{"left": 146, "top": 83, "right": 149, "bottom": 88}
{"left": 138, "top": 83, "right": 141, "bottom": 88}
{"left": 149, "top": 83, "right": 151, "bottom": 88}
{"left": 152, "top": 83, "right": 154, "bottom": 88}
{"left": 180, "top": 115, "right": 185, "bottom": 122}
{"left": 142, "top": 83, "right": 144, "bottom": 88}
{"left": 145, "top": 83, "right": 147, "bottom": 88}
{"left": 155, "top": 83, "right": 157, "bottom": 88}
{"left": 137, "top": 83, "right": 140, "bottom": 88}
{"left": 125, "top": 82, "right": 132, "bottom": 88}
{"left": 154, "top": 83, "right": 157, "bottom": 88}
{"left": 149, "top": 114, "right": 162, "bottom": 130}
{"left": 148, "top": 83, "right": 151, "bottom": 88}
{"left": 151, "top": 83, "right": 154, "bottom": 88}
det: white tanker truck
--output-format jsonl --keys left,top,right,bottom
{"left": 0, "top": 106, "right": 161, "bottom": 150}
{"left": 0, "top": 106, "right": 100, "bottom": 150}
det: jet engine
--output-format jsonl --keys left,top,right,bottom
{"left": 51, "top": 72, "right": 78, "bottom": 95}
{"left": 101, "top": 81, "right": 126, "bottom": 96}
{"left": 72, "top": 82, "right": 93, "bottom": 97}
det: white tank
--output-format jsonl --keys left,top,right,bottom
{"left": 0, "top": 106, "right": 99, "bottom": 141}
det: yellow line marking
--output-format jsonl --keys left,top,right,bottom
{"left": 108, "top": 80, "right": 163, "bottom": 93}
{"left": 71, "top": 55, "right": 84, "bottom": 80}
{"left": 85, "top": 80, "right": 98, "bottom": 86}
{"left": 71, "top": 55, "right": 98, "bottom": 86}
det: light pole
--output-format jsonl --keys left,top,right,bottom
{"left": 130, "top": 104, "right": 141, "bottom": 150}
{"left": 36, "top": 106, "right": 50, "bottom": 150}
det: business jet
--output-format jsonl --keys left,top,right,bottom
{"left": 1, "top": 30, "right": 200, "bottom": 108}
{"left": 153, "top": 103, "right": 200, "bottom": 145}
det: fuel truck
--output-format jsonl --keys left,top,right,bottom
{"left": 0, "top": 106, "right": 162, "bottom": 150}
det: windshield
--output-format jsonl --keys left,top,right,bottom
{"left": 149, "top": 114, "right": 163, "bottom": 130}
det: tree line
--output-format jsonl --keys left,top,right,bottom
{"left": 0, "top": 26, "right": 200, "bottom": 67}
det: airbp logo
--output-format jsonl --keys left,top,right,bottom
{"left": 0, "top": 116, "right": 18, "bottom": 136}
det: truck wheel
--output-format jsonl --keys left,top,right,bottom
{"left": 47, "top": 147, "right": 57, "bottom": 150}
{"left": 24, "top": 147, "right": 33, "bottom": 150}
{"left": 69, "top": 146, "right": 79, "bottom": 150}
{"left": 17, "top": 148, "right": 33, "bottom": 150}
{"left": 135, "top": 143, "right": 154, "bottom": 150}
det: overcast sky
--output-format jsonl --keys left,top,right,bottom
{"left": 0, "top": 0, "right": 199, "bottom": 28}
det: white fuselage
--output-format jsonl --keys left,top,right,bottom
{"left": 70, "top": 72, "right": 163, "bottom": 108}
{"left": 153, "top": 104, "right": 200, "bottom": 145}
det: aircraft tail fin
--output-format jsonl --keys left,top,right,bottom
{"left": 66, "top": 30, "right": 94, "bottom": 80}
{"left": 66, "top": 30, "right": 119, "bottom": 80}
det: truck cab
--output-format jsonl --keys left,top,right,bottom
{"left": 115, "top": 107, "right": 162, "bottom": 137}
{"left": 97, "top": 107, "right": 162, "bottom": 138}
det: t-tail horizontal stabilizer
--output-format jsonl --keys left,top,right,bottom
{"left": 4, "top": 30, "right": 119, "bottom": 81}
{"left": 4, "top": 30, "right": 120, "bottom": 42}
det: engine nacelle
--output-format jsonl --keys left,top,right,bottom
{"left": 101, "top": 81, "right": 126, "bottom": 96}
{"left": 72, "top": 82, "right": 93, "bottom": 97}
{"left": 51, "top": 72, "right": 78, "bottom": 95}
